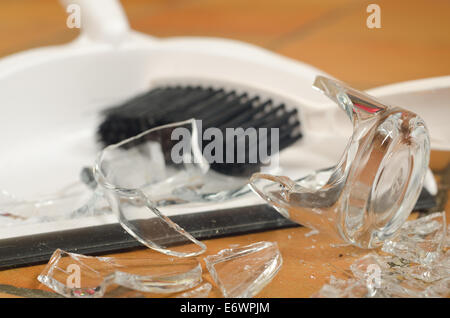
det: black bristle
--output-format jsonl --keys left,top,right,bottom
{"left": 98, "top": 86, "right": 303, "bottom": 176}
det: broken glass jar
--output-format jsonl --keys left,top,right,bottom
{"left": 250, "top": 76, "right": 430, "bottom": 248}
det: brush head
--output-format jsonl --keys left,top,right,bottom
{"left": 98, "top": 86, "right": 302, "bottom": 176}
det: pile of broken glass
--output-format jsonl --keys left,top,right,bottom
{"left": 38, "top": 211, "right": 449, "bottom": 298}
{"left": 313, "top": 212, "right": 449, "bottom": 298}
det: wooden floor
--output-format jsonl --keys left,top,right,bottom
{"left": 0, "top": 0, "right": 449, "bottom": 298}
{"left": 1, "top": 0, "right": 450, "bottom": 89}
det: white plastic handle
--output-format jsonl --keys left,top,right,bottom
{"left": 60, "top": 0, "right": 130, "bottom": 45}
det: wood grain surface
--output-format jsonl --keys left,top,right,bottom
{"left": 0, "top": 0, "right": 448, "bottom": 298}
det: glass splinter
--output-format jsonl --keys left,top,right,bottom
{"left": 204, "top": 241, "right": 282, "bottom": 298}
{"left": 37, "top": 249, "right": 202, "bottom": 298}
{"left": 312, "top": 275, "right": 370, "bottom": 298}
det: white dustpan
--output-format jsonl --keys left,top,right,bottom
{"left": 0, "top": 0, "right": 444, "bottom": 239}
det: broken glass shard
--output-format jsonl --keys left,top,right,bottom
{"left": 0, "top": 182, "right": 105, "bottom": 226}
{"left": 94, "top": 120, "right": 209, "bottom": 257}
{"left": 305, "top": 228, "right": 319, "bottom": 237}
{"left": 38, "top": 249, "right": 202, "bottom": 298}
{"left": 176, "top": 283, "right": 212, "bottom": 298}
{"left": 375, "top": 278, "right": 427, "bottom": 298}
{"left": 382, "top": 212, "right": 447, "bottom": 265}
{"left": 407, "top": 264, "right": 450, "bottom": 283}
{"left": 204, "top": 241, "right": 282, "bottom": 298}
{"left": 311, "top": 275, "right": 370, "bottom": 298}
{"left": 350, "top": 253, "right": 386, "bottom": 279}
{"left": 350, "top": 253, "right": 413, "bottom": 281}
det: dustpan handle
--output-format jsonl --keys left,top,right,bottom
{"left": 60, "top": 0, "right": 130, "bottom": 45}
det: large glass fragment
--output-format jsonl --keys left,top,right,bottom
{"left": 94, "top": 120, "right": 213, "bottom": 257}
{"left": 37, "top": 249, "right": 202, "bottom": 298}
{"left": 250, "top": 76, "right": 430, "bottom": 249}
{"left": 204, "top": 241, "right": 282, "bottom": 298}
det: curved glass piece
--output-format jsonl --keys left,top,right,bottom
{"left": 204, "top": 241, "right": 282, "bottom": 298}
{"left": 94, "top": 120, "right": 214, "bottom": 257}
{"left": 38, "top": 249, "right": 202, "bottom": 298}
{"left": 249, "top": 76, "right": 430, "bottom": 248}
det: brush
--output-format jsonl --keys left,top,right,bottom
{"left": 97, "top": 85, "right": 302, "bottom": 176}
